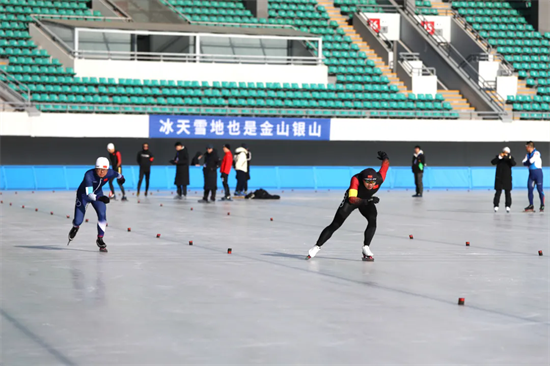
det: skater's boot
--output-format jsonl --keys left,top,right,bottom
{"left": 306, "top": 245, "right": 321, "bottom": 260}
{"left": 506, "top": 206, "right": 511, "bottom": 213}
{"left": 540, "top": 205, "right": 545, "bottom": 213}
{"left": 362, "top": 245, "right": 374, "bottom": 262}
{"left": 144, "top": 191, "right": 148, "bottom": 197}
{"left": 67, "top": 226, "right": 79, "bottom": 244}
{"left": 136, "top": 192, "right": 140, "bottom": 197}
{"left": 524, "top": 204, "right": 535, "bottom": 212}
{"left": 121, "top": 196, "right": 128, "bottom": 201}
{"left": 96, "top": 237, "right": 108, "bottom": 252}
{"left": 494, "top": 206, "right": 499, "bottom": 212}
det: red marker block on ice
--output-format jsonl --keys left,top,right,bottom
{"left": 458, "top": 298, "right": 465, "bottom": 305}
{"left": 539, "top": 250, "right": 543, "bottom": 256}
{"left": 35, "top": 208, "right": 38, "bottom": 212}
{"left": 227, "top": 248, "right": 232, "bottom": 254}
{"left": 189, "top": 241, "right": 193, "bottom": 245}
{"left": 85, "top": 218, "right": 89, "bottom": 222}
{"left": 156, "top": 234, "right": 161, "bottom": 238}
{"left": 127, "top": 228, "right": 131, "bottom": 232}
{"left": 466, "top": 242, "right": 470, "bottom": 246}
{"left": 409, "top": 235, "right": 413, "bottom": 239}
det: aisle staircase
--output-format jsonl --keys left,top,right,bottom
{"left": 319, "top": 0, "right": 407, "bottom": 94}
{"left": 437, "top": 90, "right": 474, "bottom": 111}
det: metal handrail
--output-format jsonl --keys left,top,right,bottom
{"left": 27, "top": 103, "right": 497, "bottom": 119}
{"left": 0, "top": 67, "right": 32, "bottom": 103}
{"left": 450, "top": 8, "right": 515, "bottom": 75}
{"left": 33, "top": 14, "right": 131, "bottom": 22}
{"left": 399, "top": 53, "right": 437, "bottom": 77}
{"left": 404, "top": 3, "right": 507, "bottom": 112}
{"left": 356, "top": 4, "right": 401, "bottom": 13}
{"left": 30, "top": 15, "right": 75, "bottom": 55}
{"left": 102, "top": 0, "right": 133, "bottom": 21}
{"left": 72, "top": 50, "right": 322, "bottom": 64}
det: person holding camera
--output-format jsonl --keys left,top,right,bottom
{"left": 491, "top": 147, "right": 516, "bottom": 213}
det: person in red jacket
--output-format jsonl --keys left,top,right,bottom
{"left": 220, "top": 144, "right": 233, "bottom": 201}
{"left": 307, "top": 151, "right": 390, "bottom": 261}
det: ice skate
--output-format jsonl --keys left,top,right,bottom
{"left": 494, "top": 206, "right": 499, "bottom": 212}
{"left": 144, "top": 192, "right": 148, "bottom": 197}
{"left": 67, "top": 226, "right": 79, "bottom": 245}
{"left": 136, "top": 192, "right": 140, "bottom": 197}
{"left": 524, "top": 205, "right": 535, "bottom": 212}
{"left": 541, "top": 205, "right": 545, "bottom": 213}
{"left": 96, "top": 237, "right": 108, "bottom": 252}
{"left": 121, "top": 196, "right": 128, "bottom": 201}
{"left": 506, "top": 207, "right": 511, "bottom": 213}
{"left": 198, "top": 199, "right": 210, "bottom": 203}
{"left": 362, "top": 245, "right": 374, "bottom": 262}
{"left": 174, "top": 195, "right": 182, "bottom": 200}
{"left": 109, "top": 191, "right": 117, "bottom": 200}
{"left": 306, "top": 245, "right": 321, "bottom": 260}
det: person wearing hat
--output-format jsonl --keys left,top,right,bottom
{"left": 199, "top": 144, "right": 220, "bottom": 203}
{"left": 67, "top": 157, "right": 125, "bottom": 252}
{"left": 491, "top": 146, "right": 516, "bottom": 212}
{"left": 220, "top": 144, "right": 233, "bottom": 201}
{"left": 307, "top": 151, "right": 390, "bottom": 261}
{"left": 170, "top": 142, "right": 189, "bottom": 199}
{"left": 106, "top": 143, "right": 128, "bottom": 201}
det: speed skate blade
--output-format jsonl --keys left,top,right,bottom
{"left": 362, "top": 256, "right": 374, "bottom": 262}
{"left": 99, "top": 247, "right": 108, "bottom": 253}
{"left": 306, "top": 255, "right": 311, "bottom": 260}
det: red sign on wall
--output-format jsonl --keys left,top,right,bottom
{"left": 422, "top": 21, "right": 435, "bottom": 35}
{"left": 369, "top": 18, "right": 381, "bottom": 33}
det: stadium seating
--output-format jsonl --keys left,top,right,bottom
{"left": 0, "top": 0, "right": 453, "bottom": 117}
{"left": 452, "top": 1, "right": 549, "bottom": 120}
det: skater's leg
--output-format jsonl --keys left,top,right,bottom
{"left": 145, "top": 170, "right": 150, "bottom": 194}
{"left": 72, "top": 197, "right": 87, "bottom": 227}
{"left": 137, "top": 169, "right": 144, "bottom": 195}
{"left": 359, "top": 203, "right": 378, "bottom": 247}
{"left": 418, "top": 172, "right": 423, "bottom": 195}
{"left": 117, "top": 179, "right": 126, "bottom": 197}
{"left": 222, "top": 174, "right": 230, "bottom": 198}
{"left": 493, "top": 190, "right": 502, "bottom": 207}
{"left": 182, "top": 185, "right": 187, "bottom": 197}
{"left": 534, "top": 170, "right": 545, "bottom": 206}
{"left": 504, "top": 189, "right": 512, "bottom": 208}
{"left": 315, "top": 200, "right": 357, "bottom": 247}
{"left": 210, "top": 188, "right": 216, "bottom": 201}
{"left": 527, "top": 174, "right": 535, "bottom": 206}
{"left": 177, "top": 185, "right": 182, "bottom": 197}
{"left": 414, "top": 173, "right": 420, "bottom": 195}
{"left": 91, "top": 200, "right": 107, "bottom": 238}
{"left": 108, "top": 178, "right": 115, "bottom": 196}
{"left": 203, "top": 189, "right": 210, "bottom": 201}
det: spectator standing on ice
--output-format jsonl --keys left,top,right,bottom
{"left": 491, "top": 147, "right": 516, "bottom": 213}
{"left": 107, "top": 143, "right": 128, "bottom": 201}
{"left": 234, "top": 145, "right": 249, "bottom": 196}
{"left": 243, "top": 143, "right": 252, "bottom": 193}
{"left": 67, "top": 157, "right": 125, "bottom": 252}
{"left": 136, "top": 143, "right": 154, "bottom": 197}
{"left": 220, "top": 144, "right": 233, "bottom": 201}
{"left": 411, "top": 145, "right": 425, "bottom": 198}
{"left": 198, "top": 144, "right": 219, "bottom": 203}
{"left": 170, "top": 142, "right": 189, "bottom": 199}
{"left": 523, "top": 141, "right": 545, "bottom": 212}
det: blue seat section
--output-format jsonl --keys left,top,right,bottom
{"left": 1, "top": 166, "right": 549, "bottom": 190}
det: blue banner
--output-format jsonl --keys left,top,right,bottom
{"left": 149, "top": 115, "right": 331, "bottom": 140}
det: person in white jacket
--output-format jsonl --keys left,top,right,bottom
{"left": 234, "top": 146, "right": 249, "bottom": 196}
{"left": 522, "top": 141, "right": 545, "bottom": 212}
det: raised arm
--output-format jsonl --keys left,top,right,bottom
{"left": 377, "top": 151, "right": 390, "bottom": 181}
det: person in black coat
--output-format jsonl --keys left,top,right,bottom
{"left": 491, "top": 146, "right": 516, "bottom": 212}
{"left": 136, "top": 143, "right": 154, "bottom": 197}
{"left": 199, "top": 144, "right": 220, "bottom": 203}
{"left": 170, "top": 142, "right": 189, "bottom": 199}
{"left": 412, "top": 145, "right": 425, "bottom": 197}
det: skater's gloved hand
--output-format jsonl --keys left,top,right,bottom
{"left": 368, "top": 196, "right": 380, "bottom": 204}
{"left": 97, "top": 196, "right": 110, "bottom": 204}
{"left": 117, "top": 177, "right": 126, "bottom": 185}
{"left": 377, "top": 151, "right": 389, "bottom": 161}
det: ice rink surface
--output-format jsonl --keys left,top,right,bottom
{"left": 1, "top": 189, "right": 549, "bottom": 365}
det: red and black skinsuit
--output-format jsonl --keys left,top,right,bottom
{"left": 315, "top": 155, "right": 389, "bottom": 248}
{"left": 108, "top": 150, "right": 126, "bottom": 197}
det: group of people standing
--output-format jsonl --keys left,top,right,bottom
{"left": 108, "top": 142, "right": 252, "bottom": 203}
{"left": 411, "top": 141, "right": 545, "bottom": 212}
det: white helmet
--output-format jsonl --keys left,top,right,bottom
{"left": 503, "top": 147, "right": 511, "bottom": 154}
{"left": 107, "top": 143, "right": 115, "bottom": 151}
{"left": 95, "top": 157, "right": 110, "bottom": 169}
